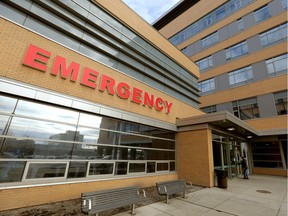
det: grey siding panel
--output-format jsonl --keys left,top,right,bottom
{"left": 242, "top": 13, "right": 256, "bottom": 29}
{"left": 247, "top": 35, "right": 262, "bottom": 54}
{"left": 257, "top": 94, "right": 277, "bottom": 118}
{"left": 269, "top": 0, "right": 285, "bottom": 16}
{"left": 214, "top": 50, "right": 226, "bottom": 67}
{"left": 217, "top": 73, "right": 229, "bottom": 91}
{"left": 193, "top": 41, "right": 202, "bottom": 55}
{"left": 227, "top": 21, "right": 238, "bottom": 38}
{"left": 252, "top": 61, "right": 269, "bottom": 81}
{"left": 218, "top": 26, "right": 229, "bottom": 41}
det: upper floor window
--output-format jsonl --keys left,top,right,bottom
{"left": 181, "top": 45, "right": 193, "bottom": 57}
{"left": 198, "top": 78, "right": 215, "bottom": 93}
{"left": 274, "top": 91, "right": 287, "bottom": 115}
{"left": 237, "top": 18, "right": 244, "bottom": 31}
{"left": 169, "top": 0, "right": 255, "bottom": 45}
{"left": 254, "top": 5, "right": 271, "bottom": 22}
{"left": 280, "top": 0, "right": 287, "bottom": 9}
{"left": 201, "top": 105, "right": 217, "bottom": 114}
{"left": 259, "top": 23, "right": 288, "bottom": 47}
{"left": 266, "top": 53, "right": 288, "bottom": 76}
{"left": 201, "top": 32, "right": 219, "bottom": 48}
{"left": 226, "top": 41, "right": 248, "bottom": 60}
{"left": 229, "top": 66, "right": 253, "bottom": 86}
{"left": 233, "top": 97, "right": 260, "bottom": 120}
{"left": 196, "top": 56, "right": 213, "bottom": 71}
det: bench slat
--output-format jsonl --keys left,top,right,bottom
{"left": 81, "top": 186, "right": 146, "bottom": 215}
{"left": 156, "top": 179, "right": 192, "bottom": 203}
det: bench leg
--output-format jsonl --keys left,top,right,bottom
{"left": 131, "top": 203, "right": 136, "bottom": 215}
{"left": 183, "top": 190, "right": 186, "bottom": 198}
{"left": 166, "top": 195, "right": 169, "bottom": 204}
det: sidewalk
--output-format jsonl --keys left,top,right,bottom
{"left": 115, "top": 175, "right": 287, "bottom": 216}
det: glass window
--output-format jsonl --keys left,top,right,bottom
{"left": 259, "top": 23, "right": 287, "bottom": 47}
{"left": 229, "top": 66, "right": 253, "bottom": 86}
{"left": 0, "top": 161, "right": 25, "bottom": 183}
{"left": 147, "top": 162, "right": 155, "bottom": 173}
{"left": 266, "top": 53, "right": 288, "bottom": 76}
{"left": 67, "top": 162, "right": 87, "bottom": 178}
{"left": 198, "top": 78, "right": 215, "bottom": 93}
{"left": 115, "top": 162, "right": 128, "bottom": 175}
{"left": 157, "top": 162, "right": 169, "bottom": 171}
{"left": 237, "top": 18, "right": 244, "bottom": 31}
{"left": 26, "top": 163, "right": 67, "bottom": 179}
{"left": 129, "top": 163, "right": 146, "bottom": 173}
{"left": 274, "top": 91, "right": 287, "bottom": 115}
{"left": 201, "top": 105, "right": 217, "bottom": 114}
{"left": 201, "top": 32, "right": 219, "bottom": 48}
{"left": 254, "top": 5, "right": 271, "bottom": 22}
{"left": 170, "top": 161, "right": 175, "bottom": 171}
{"left": 226, "top": 41, "right": 248, "bottom": 60}
{"left": 89, "top": 163, "right": 113, "bottom": 175}
{"left": 0, "top": 95, "right": 17, "bottom": 113}
{"left": 196, "top": 56, "right": 213, "bottom": 71}
{"left": 6, "top": 117, "right": 77, "bottom": 140}
{"left": 169, "top": 0, "right": 254, "bottom": 45}
{"left": 252, "top": 142, "right": 283, "bottom": 168}
{"left": 0, "top": 138, "right": 73, "bottom": 159}
{"left": 15, "top": 100, "right": 79, "bottom": 124}
{"left": 233, "top": 97, "right": 260, "bottom": 120}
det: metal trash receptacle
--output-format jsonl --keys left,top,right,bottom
{"left": 215, "top": 169, "right": 227, "bottom": 188}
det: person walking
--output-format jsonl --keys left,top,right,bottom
{"left": 240, "top": 156, "right": 249, "bottom": 179}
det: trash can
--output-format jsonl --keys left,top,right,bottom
{"left": 215, "top": 169, "right": 227, "bottom": 188}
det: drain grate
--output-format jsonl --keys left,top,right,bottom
{"left": 256, "top": 190, "right": 271, "bottom": 194}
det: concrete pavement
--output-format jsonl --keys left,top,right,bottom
{"left": 115, "top": 175, "right": 287, "bottom": 216}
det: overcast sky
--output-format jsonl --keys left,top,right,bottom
{"left": 122, "top": 0, "right": 181, "bottom": 24}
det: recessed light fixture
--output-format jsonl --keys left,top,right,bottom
{"left": 247, "top": 136, "right": 252, "bottom": 138}
{"left": 227, "top": 127, "right": 235, "bottom": 131}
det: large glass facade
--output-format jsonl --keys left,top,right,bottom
{"left": 0, "top": 94, "right": 176, "bottom": 184}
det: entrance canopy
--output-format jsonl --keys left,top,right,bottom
{"left": 177, "top": 111, "right": 259, "bottom": 139}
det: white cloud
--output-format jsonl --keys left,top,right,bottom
{"left": 122, "top": 0, "right": 181, "bottom": 24}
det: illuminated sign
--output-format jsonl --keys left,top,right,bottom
{"left": 22, "top": 44, "right": 173, "bottom": 114}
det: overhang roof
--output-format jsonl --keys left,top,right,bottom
{"left": 177, "top": 111, "right": 286, "bottom": 139}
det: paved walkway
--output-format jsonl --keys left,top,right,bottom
{"left": 115, "top": 175, "right": 287, "bottom": 216}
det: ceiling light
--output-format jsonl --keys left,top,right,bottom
{"left": 247, "top": 136, "right": 252, "bottom": 138}
{"left": 227, "top": 127, "right": 235, "bottom": 131}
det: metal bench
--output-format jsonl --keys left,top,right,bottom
{"left": 81, "top": 186, "right": 146, "bottom": 216}
{"left": 156, "top": 179, "right": 192, "bottom": 203}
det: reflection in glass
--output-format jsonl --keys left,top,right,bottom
{"left": 68, "top": 162, "right": 87, "bottom": 178}
{"left": 26, "top": 163, "right": 66, "bottom": 179}
{"left": 6, "top": 117, "right": 77, "bottom": 140}
{"left": 77, "top": 127, "right": 115, "bottom": 145}
{"left": 0, "top": 115, "right": 10, "bottom": 135}
{"left": 170, "top": 161, "right": 176, "bottom": 171}
{"left": 0, "top": 161, "right": 25, "bottom": 182}
{"left": 157, "top": 162, "right": 169, "bottom": 171}
{"left": 89, "top": 163, "right": 113, "bottom": 175}
{"left": 129, "top": 163, "right": 145, "bottom": 173}
{"left": 0, "top": 95, "right": 17, "bottom": 113}
{"left": 115, "top": 162, "right": 127, "bottom": 175}
{"left": 15, "top": 100, "right": 79, "bottom": 124}
{"left": 147, "top": 162, "right": 155, "bottom": 173}
{"left": 266, "top": 53, "right": 288, "bottom": 76}
{"left": 78, "top": 113, "right": 118, "bottom": 130}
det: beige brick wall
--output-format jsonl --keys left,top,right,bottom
{"left": 0, "top": 18, "right": 204, "bottom": 123}
{"left": 176, "top": 129, "right": 214, "bottom": 188}
{"left": 0, "top": 174, "right": 177, "bottom": 211}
